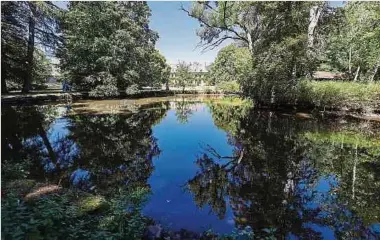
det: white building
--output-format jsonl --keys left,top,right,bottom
{"left": 169, "top": 62, "right": 210, "bottom": 86}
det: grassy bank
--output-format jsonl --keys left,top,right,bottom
{"left": 298, "top": 81, "right": 380, "bottom": 111}
{"left": 3, "top": 81, "right": 380, "bottom": 114}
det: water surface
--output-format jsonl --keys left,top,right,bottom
{"left": 2, "top": 96, "right": 380, "bottom": 239}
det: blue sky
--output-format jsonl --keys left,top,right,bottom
{"left": 148, "top": 1, "right": 226, "bottom": 65}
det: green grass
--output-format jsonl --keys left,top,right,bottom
{"left": 216, "top": 81, "right": 241, "bottom": 93}
{"left": 298, "top": 80, "right": 380, "bottom": 109}
{"left": 206, "top": 96, "right": 252, "bottom": 107}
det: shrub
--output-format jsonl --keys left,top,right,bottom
{"left": 297, "top": 80, "right": 380, "bottom": 110}
{"left": 216, "top": 81, "right": 240, "bottom": 93}
{"left": 89, "top": 84, "right": 119, "bottom": 98}
{"left": 78, "top": 195, "right": 109, "bottom": 215}
{"left": 125, "top": 84, "right": 141, "bottom": 95}
{"left": 84, "top": 72, "right": 120, "bottom": 97}
{"left": 1, "top": 186, "right": 151, "bottom": 239}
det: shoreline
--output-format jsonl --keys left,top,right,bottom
{"left": 1, "top": 90, "right": 238, "bottom": 105}
{"left": 2, "top": 91, "right": 379, "bottom": 122}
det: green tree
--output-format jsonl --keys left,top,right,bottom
{"left": 33, "top": 48, "right": 53, "bottom": 85}
{"left": 184, "top": 2, "right": 325, "bottom": 104}
{"left": 1, "top": 1, "right": 61, "bottom": 93}
{"left": 322, "top": 2, "right": 380, "bottom": 81}
{"left": 174, "top": 61, "right": 194, "bottom": 93}
{"left": 1, "top": 1, "right": 27, "bottom": 93}
{"left": 59, "top": 2, "right": 166, "bottom": 95}
{"left": 23, "top": 1, "right": 61, "bottom": 93}
{"left": 208, "top": 44, "right": 252, "bottom": 86}
{"left": 142, "top": 50, "right": 171, "bottom": 89}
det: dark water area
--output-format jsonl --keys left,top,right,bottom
{"left": 2, "top": 96, "right": 380, "bottom": 239}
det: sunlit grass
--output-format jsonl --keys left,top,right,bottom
{"left": 299, "top": 81, "right": 380, "bottom": 109}
{"left": 206, "top": 96, "right": 253, "bottom": 107}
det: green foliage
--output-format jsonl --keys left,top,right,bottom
{"left": 87, "top": 72, "right": 120, "bottom": 97}
{"left": 1, "top": 2, "right": 27, "bottom": 92}
{"left": 321, "top": 2, "right": 380, "bottom": 80}
{"left": 1, "top": 1, "right": 62, "bottom": 92}
{"left": 216, "top": 81, "right": 240, "bottom": 93}
{"left": 208, "top": 44, "right": 252, "bottom": 86}
{"left": 174, "top": 61, "right": 194, "bottom": 92}
{"left": 143, "top": 50, "right": 171, "bottom": 87}
{"left": 33, "top": 49, "right": 53, "bottom": 85}
{"left": 187, "top": 2, "right": 316, "bottom": 104}
{"left": 1, "top": 187, "right": 151, "bottom": 240}
{"left": 125, "top": 84, "right": 141, "bottom": 95}
{"left": 59, "top": 2, "right": 168, "bottom": 93}
{"left": 102, "top": 187, "right": 151, "bottom": 239}
{"left": 78, "top": 195, "right": 109, "bottom": 215}
{"left": 298, "top": 80, "right": 380, "bottom": 109}
{"left": 206, "top": 97, "right": 253, "bottom": 135}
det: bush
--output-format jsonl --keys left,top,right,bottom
{"left": 1, "top": 186, "right": 151, "bottom": 239}
{"left": 298, "top": 80, "right": 380, "bottom": 110}
{"left": 125, "top": 84, "right": 141, "bottom": 95}
{"left": 84, "top": 72, "right": 120, "bottom": 97}
{"left": 216, "top": 81, "right": 240, "bottom": 93}
{"left": 89, "top": 84, "right": 119, "bottom": 98}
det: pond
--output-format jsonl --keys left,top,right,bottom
{"left": 2, "top": 96, "right": 380, "bottom": 239}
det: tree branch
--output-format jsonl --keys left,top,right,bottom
{"left": 181, "top": 3, "right": 249, "bottom": 49}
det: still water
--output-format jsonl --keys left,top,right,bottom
{"left": 2, "top": 96, "right": 380, "bottom": 239}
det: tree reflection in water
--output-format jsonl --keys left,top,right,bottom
{"left": 187, "top": 101, "right": 380, "bottom": 238}
{"left": 2, "top": 102, "right": 170, "bottom": 194}
{"left": 173, "top": 97, "right": 195, "bottom": 124}
{"left": 2, "top": 98, "right": 380, "bottom": 238}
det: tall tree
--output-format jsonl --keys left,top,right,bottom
{"left": 1, "top": 1, "right": 28, "bottom": 93}
{"left": 174, "top": 61, "right": 194, "bottom": 93}
{"left": 322, "top": 2, "right": 380, "bottom": 81}
{"left": 59, "top": 2, "right": 164, "bottom": 95}
{"left": 208, "top": 44, "right": 252, "bottom": 86}
{"left": 23, "top": 2, "right": 61, "bottom": 93}
{"left": 1, "top": 1, "right": 61, "bottom": 93}
{"left": 141, "top": 50, "right": 171, "bottom": 89}
{"left": 184, "top": 2, "right": 322, "bottom": 104}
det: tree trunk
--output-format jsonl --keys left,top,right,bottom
{"left": 23, "top": 3, "right": 36, "bottom": 93}
{"left": 247, "top": 32, "right": 254, "bottom": 55}
{"left": 166, "top": 79, "right": 169, "bottom": 91}
{"left": 270, "top": 86, "right": 275, "bottom": 105}
{"left": 2, "top": 77, "right": 8, "bottom": 93}
{"left": 292, "top": 64, "right": 297, "bottom": 79}
{"left": 267, "top": 111, "right": 273, "bottom": 133}
{"left": 38, "top": 125, "right": 57, "bottom": 165}
{"left": 354, "top": 66, "right": 360, "bottom": 81}
{"left": 182, "top": 85, "right": 185, "bottom": 94}
{"left": 371, "top": 61, "right": 379, "bottom": 82}
{"left": 348, "top": 46, "right": 352, "bottom": 75}
{"left": 307, "top": 5, "right": 322, "bottom": 56}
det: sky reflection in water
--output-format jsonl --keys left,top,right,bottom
{"left": 2, "top": 97, "right": 380, "bottom": 239}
